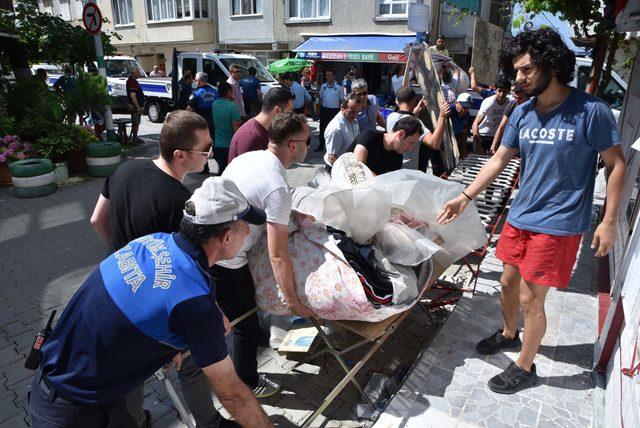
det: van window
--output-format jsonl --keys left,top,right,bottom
{"left": 219, "top": 58, "right": 276, "bottom": 83}
{"left": 182, "top": 58, "right": 197, "bottom": 79}
{"left": 105, "top": 59, "right": 145, "bottom": 78}
{"left": 203, "top": 59, "right": 227, "bottom": 86}
{"left": 577, "top": 65, "right": 625, "bottom": 109}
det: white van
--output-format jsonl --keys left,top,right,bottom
{"left": 139, "top": 50, "right": 280, "bottom": 122}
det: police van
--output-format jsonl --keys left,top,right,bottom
{"left": 139, "top": 49, "right": 280, "bottom": 123}
{"left": 43, "top": 56, "right": 146, "bottom": 110}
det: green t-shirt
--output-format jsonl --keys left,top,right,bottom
{"left": 211, "top": 98, "right": 241, "bottom": 148}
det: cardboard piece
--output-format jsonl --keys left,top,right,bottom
{"left": 471, "top": 19, "right": 504, "bottom": 86}
{"left": 409, "top": 44, "right": 459, "bottom": 172}
{"left": 278, "top": 327, "right": 319, "bottom": 353}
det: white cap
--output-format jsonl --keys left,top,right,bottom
{"left": 456, "top": 92, "right": 473, "bottom": 108}
{"left": 183, "top": 177, "right": 266, "bottom": 226}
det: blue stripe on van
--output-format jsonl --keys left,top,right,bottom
{"left": 140, "top": 83, "right": 169, "bottom": 94}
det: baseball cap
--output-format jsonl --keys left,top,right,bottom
{"left": 183, "top": 177, "right": 266, "bottom": 226}
{"left": 456, "top": 93, "right": 472, "bottom": 108}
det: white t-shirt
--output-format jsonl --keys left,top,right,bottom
{"left": 217, "top": 150, "right": 291, "bottom": 269}
{"left": 477, "top": 95, "right": 510, "bottom": 137}
{"left": 386, "top": 111, "right": 430, "bottom": 170}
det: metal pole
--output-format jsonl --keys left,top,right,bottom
{"left": 92, "top": 33, "right": 116, "bottom": 141}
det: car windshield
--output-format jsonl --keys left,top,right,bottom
{"left": 105, "top": 60, "right": 146, "bottom": 78}
{"left": 219, "top": 58, "right": 275, "bottom": 83}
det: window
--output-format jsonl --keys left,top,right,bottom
{"left": 105, "top": 59, "right": 145, "bottom": 78}
{"left": 146, "top": 0, "right": 192, "bottom": 21}
{"left": 59, "top": 0, "right": 71, "bottom": 21}
{"left": 182, "top": 58, "right": 197, "bottom": 78}
{"left": 232, "top": 0, "right": 262, "bottom": 15}
{"left": 577, "top": 65, "right": 626, "bottom": 109}
{"left": 288, "top": 0, "right": 330, "bottom": 19}
{"left": 377, "top": 0, "right": 407, "bottom": 16}
{"left": 219, "top": 58, "right": 276, "bottom": 83}
{"left": 112, "top": 0, "right": 134, "bottom": 25}
{"left": 194, "top": 0, "right": 209, "bottom": 18}
{"left": 203, "top": 60, "right": 228, "bottom": 87}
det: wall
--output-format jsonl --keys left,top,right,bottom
{"left": 272, "top": 0, "right": 412, "bottom": 50}
{"left": 217, "top": 0, "right": 275, "bottom": 46}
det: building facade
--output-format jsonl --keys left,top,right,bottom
{"left": 38, "top": 0, "right": 218, "bottom": 74}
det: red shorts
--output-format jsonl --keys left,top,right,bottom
{"left": 495, "top": 221, "right": 582, "bottom": 288}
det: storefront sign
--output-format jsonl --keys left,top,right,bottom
{"left": 297, "top": 51, "right": 407, "bottom": 63}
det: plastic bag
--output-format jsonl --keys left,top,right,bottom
{"left": 375, "top": 222, "right": 441, "bottom": 266}
{"left": 293, "top": 163, "right": 486, "bottom": 263}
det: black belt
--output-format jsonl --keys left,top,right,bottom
{"left": 40, "top": 373, "right": 83, "bottom": 406}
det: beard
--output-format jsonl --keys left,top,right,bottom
{"left": 524, "top": 68, "right": 552, "bottom": 97}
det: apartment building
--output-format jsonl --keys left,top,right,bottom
{"left": 38, "top": 0, "right": 218, "bottom": 73}
{"left": 218, "top": 0, "right": 510, "bottom": 92}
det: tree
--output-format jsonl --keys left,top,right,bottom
{"left": 0, "top": 1, "right": 120, "bottom": 80}
{"left": 511, "top": 0, "right": 623, "bottom": 96}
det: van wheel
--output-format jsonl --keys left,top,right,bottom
{"left": 147, "top": 101, "right": 166, "bottom": 123}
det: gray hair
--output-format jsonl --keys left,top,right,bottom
{"left": 351, "top": 78, "right": 368, "bottom": 91}
{"left": 195, "top": 72, "right": 208, "bottom": 83}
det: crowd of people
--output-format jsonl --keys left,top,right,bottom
{"left": 27, "top": 27, "right": 627, "bottom": 427}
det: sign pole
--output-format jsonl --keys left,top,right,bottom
{"left": 83, "top": 1, "right": 116, "bottom": 141}
{"left": 93, "top": 35, "right": 116, "bottom": 141}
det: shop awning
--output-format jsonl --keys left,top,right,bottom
{"left": 293, "top": 35, "right": 414, "bottom": 63}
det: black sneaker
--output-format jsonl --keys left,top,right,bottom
{"left": 488, "top": 362, "right": 537, "bottom": 394}
{"left": 476, "top": 329, "right": 521, "bottom": 355}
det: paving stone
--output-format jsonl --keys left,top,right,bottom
{"left": 0, "top": 395, "right": 24, "bottom": 423}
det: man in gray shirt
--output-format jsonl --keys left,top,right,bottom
{"left": 324, "top": 94, "right": 362, "bottom": 169}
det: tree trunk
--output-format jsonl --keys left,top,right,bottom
{"left": 4, "top": 38, "right": 32, "bottom": 84}
{"left": 598, "top": 33, "right": 620, "bottom": 97}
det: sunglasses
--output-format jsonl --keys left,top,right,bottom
{"left": 178, "top": 146, "right": 213, "bottom": 156}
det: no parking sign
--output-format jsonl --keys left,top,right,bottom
{"left": 82, "top": 2, "right": 102, "bottom": 35}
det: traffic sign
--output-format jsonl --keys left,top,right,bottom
{"left": 82, "top": 2, "right": 102, "bottom": 35}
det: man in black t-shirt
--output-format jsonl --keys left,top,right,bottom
{"left": 349, "top": 115, "right": 423, "bottom": 175}
{"left": 489, "top": 87, "right": 530, "bottom": 153}
{"left": 90, "top": 110, "right": 223, "bottom": 428}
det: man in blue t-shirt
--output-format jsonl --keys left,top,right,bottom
{"left": 239, "top": 67, "right": 262, "bottom": 117}
{"left": 29, "top": 178, "right": 273, "bottom": 427}
{"left": 438, "top": 29, "right": 626, "bottom": 394}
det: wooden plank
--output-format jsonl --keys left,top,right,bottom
{"left": 471, "top": 19, "right": 504, "bottom": 86}
{"left": 409, "top": 43, "right": 459, "bottom": 172}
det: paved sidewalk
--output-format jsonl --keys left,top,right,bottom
{"left": 0, "top": 118, "right": 458, "bottom": 427}
{"left": 374, "top": 216, "right": 602, "bottom": 428}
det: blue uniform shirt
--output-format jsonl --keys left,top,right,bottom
{"left": 290, "top": 81, "right": 311, "bottom": 109}
{"left": 40, "top": 233, "right": 227, "bottom": 404}
{"left": 189, "top": 85, "right": 219, "bottom": 120}
{"left": 501, "top": 89, "right": 621, "bottom": 236}
{"left": 319, "top": 82, "right": 342, "bottom": 109}
{"left": 239, "top": 76, "right": 261, "bottom": 102}
{"left": 342, "top": 78, "right": 352, "bottom": 95}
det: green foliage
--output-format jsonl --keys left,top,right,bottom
{"left": 62, "top": 72, "right": 111, "bottom": 118}
{"left": 16, "top": 116, "right": 51, "bottom": 143}
{"left": 6, "top": 81, "right": 64, "bottom": 124}
{"left": 0, "top": 115, "right": 15, "bottom": 136}
{"left": 619, "top": 37, "right": 640, "bottom": 70}
{"left": 511, "top": 0, "right": 605, "bottom": 37}
{"left": 32, "top": 124, "right": 97, "bottom": 161}
{"left": 0, "top": 0, "right": 121, "bottom": 68}
{"left": 54, "top": 124, "right": 98, "bottom": 149}
{"left": 34, "top": 134, "right": 74, "bottom": 162}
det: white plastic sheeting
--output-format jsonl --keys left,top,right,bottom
{"left": 295, "top": 168, "right": 487, "bottom": 264}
